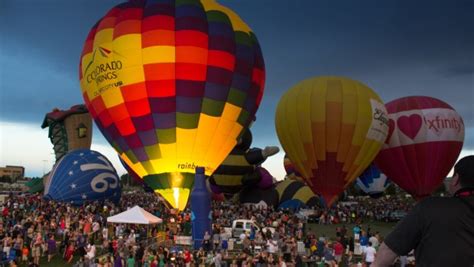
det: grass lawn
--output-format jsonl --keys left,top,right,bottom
{"left": 16, "top": 250, "right": 109, "bottom": 267}
{"left": 16, "top": 255, "right": 75, "bottom": 267}
{"left": 306, "top": 220, "right": 398, "bottom": 240}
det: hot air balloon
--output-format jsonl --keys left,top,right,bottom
{"left": 375, "top": 96, "right": 464, "bottom": 199}
{"left": 275, "top": 76, "right": 389, "bottom": 206}
{"left": 275, "top": 179, "right": 321, "bottom": 209}
{"left": 209, "top": 129, "right": 278, "bottom": 196}
{"left": 283, "top": 154, "right": 304, "bottom": 182}
{"left": 41, "top": 105, "right": 93, "bottom": 162}
{"left": 79, "top": 0, "right": 266, "bottom": 210}
{"left": 356, "top": 163, "right": 390, "bottom": 198}
{"left": 239, "top": 186, "right": 279, "bottom": 209}
{"left": 44, "top": 149, "right": 121, "bottom": 205}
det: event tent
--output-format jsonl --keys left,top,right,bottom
{"left": 107, "top": 206, "right": 163, "bottom": 225}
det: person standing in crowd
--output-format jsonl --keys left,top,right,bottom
{"left": 373, "top": 156, "right": 474, "bottom": 267}
{"left": 359, "top": 230, "right": 369, "bottom": 252}
{"left": 126, "top": 254, "right": 135, "bottom": 267}
{"left": 21, "top": 245, "right": 29, "bottom": 264}
{"left": 12, "top": 234, "right": 23, "bottom": 259}
{"left": 2, "top": 233, "right": 12, "bottom": 258}
{"left": 135, "top": 244, "right": 145, "bottom": 267}
{"left": 369, "top": 232, "right": 380, "bottom": 249}
{"left": 363, "top": 242, "right": 376, "bottom": 266}
{"left": 31, "top": 232, "right": 43, "bottom": 265}
{"left": 47, "top": 234, "right": 57, "bottom": 263}
{"left": 278, "top": 255, "right": 287, "bottom": 267}
{"left": 85, "top": 241, "right": 97, "bottom": 264}
{"left": 333, "top": 237, "right": 344, "bottom": 265}
{"left": 212, "top": 228, "right": 221, "bottom": 251}
{"left": 64, "top": 242, "right": 75, "bottom": 263}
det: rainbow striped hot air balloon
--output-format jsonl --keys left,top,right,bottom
{"left": 275, "top": 76, "right": 389, "bottom": 206}
{"left": 79, "top": 0, "right": 265, "bottom": 210}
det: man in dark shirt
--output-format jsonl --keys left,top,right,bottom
{"left": 373, "top": 156, "right": 474, "bottom": 267}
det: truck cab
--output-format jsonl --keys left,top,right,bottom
{"left": 231, "top": 219, "right": 274, "bottom": 238}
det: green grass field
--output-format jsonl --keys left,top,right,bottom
{"left": 306, "top": 221, "right": 398, "bottom": 240}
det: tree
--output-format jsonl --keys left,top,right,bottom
{"left": 120, "top": 173, "right": 130, "bottom": 187}
{"left": 385, "top": 183, "right": 397, "bottom": 195}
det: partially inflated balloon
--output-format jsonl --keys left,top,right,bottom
{"left": 44, "top": 149, "right": 121, "bottom": 205}
{"left": 375, "top": 96, "right": 464, "bottom": 199}
{"left": 283, "top": 154, "right": 304, "bottom": 182}
{"left": 275, "top": 179, "right": 320, "bottom": 209}
{"left": 239, "top": 186, "right": 279, "bottom": 208}
{"left": 275, "top": 76, "right": 389, "bottom": 206}
{"left": 356, "top": 163, "right": 390, "bottom": 198}
{"left": 79, "top": 0, "right": 265, "bottom": 210}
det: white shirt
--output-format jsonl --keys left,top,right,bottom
{"left": 267, "top": 240, "right": 278, "bottom": 254}
{"left": 364, "top": 246, "right": 376, "bottom": 263}
{"left": 102, "top": 228, "right": 108, "bottom": 240}
{"left": 369, "top": 236, "right": 379, "bottom": 248}
{"left": 86, "top": 244, "right": 96, "bottom": 260}
{"left": 92, "top": 222, "right": 100, "bottom": 233}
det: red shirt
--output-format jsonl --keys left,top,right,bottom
{"left": 184, "top": 251, "right": 191, "bottom": 263}
{"left": 334, "top": 242, "right": 344, "bottom": 256}
{"left": 2, "top": 207, "right": 8, "bottom": 217}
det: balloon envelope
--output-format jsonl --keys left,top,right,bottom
{"left": 356, "top": 163, "right": 390, "bottom": 198}
{"left": 375, "top": 96, "right": 464, "bottom": 199}
{"left": 283, "top": 154, "right": 304, "bottom": 182}
{"left": 275, "top": 179, "right": 321, "bottom": 209}
{"left": 275, "top": 76, "right": 389, "bottom": 206}
{"left": 44, "top": 149, "right": 121, "bottom": 205}
{"left": 208, "top": 129, "right": 259, "bottom": 195}
{"left": 239, "top": 186, "right": 279, "bottom": 208}
{"left": 79, "top": 0, "right": 265, "bottom": 210}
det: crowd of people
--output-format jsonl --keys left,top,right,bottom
{"left": 0, "top": 189, "right": 415, "bottom": 267}
{"left": 314, "top": 196, "right": 415, "bottom": 225}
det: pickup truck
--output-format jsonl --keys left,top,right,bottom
{"left": 230, "top": 219, "right": 275, "bottom": 238}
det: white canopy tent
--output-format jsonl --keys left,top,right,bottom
{"left": 107, "top": 205, "right": 163, "bottom": 225}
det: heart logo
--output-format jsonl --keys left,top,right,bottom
{"left": 385, "top": 119, "right": 395, "bottom": 144}
{"left": 397, "top": 114, "right": 423, "bottom": 140}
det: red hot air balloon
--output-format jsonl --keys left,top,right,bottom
{"left": 375, "top": 96, "right": 464, "bottom": 199}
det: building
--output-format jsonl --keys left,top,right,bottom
{"left": 0, "top": 165, "right": 25, "bottom": 182}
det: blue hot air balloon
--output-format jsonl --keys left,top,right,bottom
{"left": 44, "top": 149, "right": 121, "bottom": 205}
{"left": 356, "top": 164, "right": 390, "bottom": 198}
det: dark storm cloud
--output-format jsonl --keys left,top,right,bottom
{"left": 0, "top": 0, "right": 121, "bottom": 124}
{"left": 1, "top": 0, "right": 473, "bottom": 147}
{"left": 442, "top": 65, "right": 474, "bottom": 77}
{"left": 219, "top": 0, "right": 474, "bottom": 148}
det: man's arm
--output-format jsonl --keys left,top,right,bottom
{"left": 372, "top": 243, "right": 397, "bottom": 267}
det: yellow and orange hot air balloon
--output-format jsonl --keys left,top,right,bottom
{"left": 275, "top": 76, "right": 388, "bottom": 206}
{"left": 79, "top": 0, "right": 265, "bottom": 210}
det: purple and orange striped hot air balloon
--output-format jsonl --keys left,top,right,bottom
{"left": 79, "top": 0, "right": 265, "bottom": 210}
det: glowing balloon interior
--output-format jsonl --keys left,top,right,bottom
{"left": 79, "top": 0, "right": 265, "bottom": 210}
